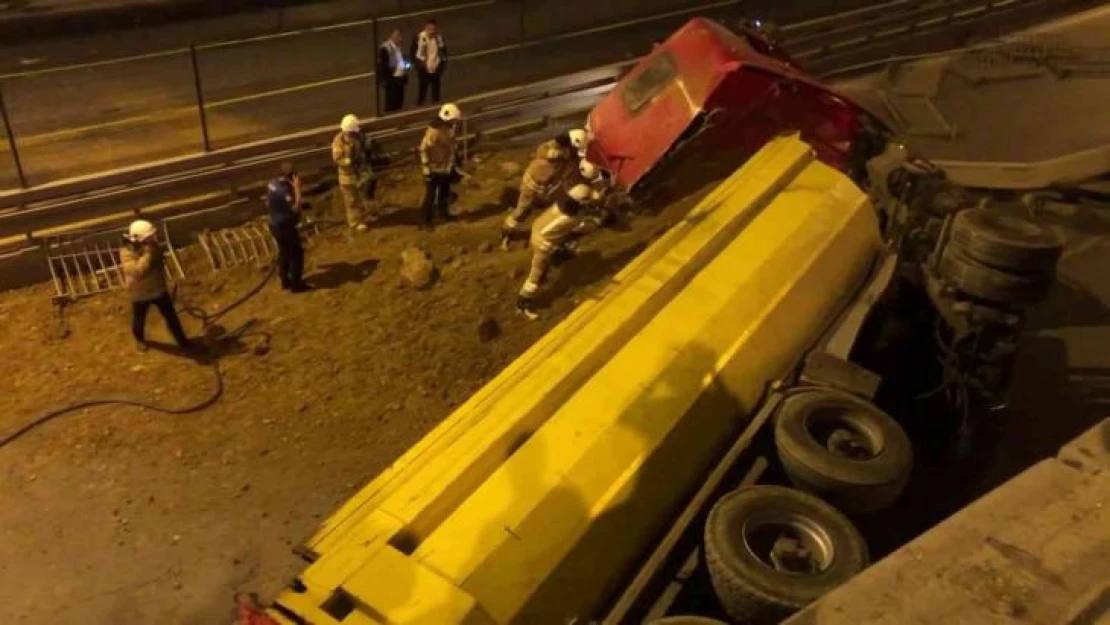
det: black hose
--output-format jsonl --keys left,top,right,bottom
{"left": 0, "top": 264, "right": 276, "bottom": 450}
{"left": 0, "top": 367, "right": 224, "bottom": 449}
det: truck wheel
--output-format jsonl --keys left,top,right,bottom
{"left": 704, "top": 486, "right": 869, "bottom": 624}
{"left": 648, "top": 617, "right": 730, "bottom": 625}
{"left": 948, "top": 209, "right": 1062, "bottom": 273}
{"left": 938, "top": 246, "right": 1054, "bottom": 306}
{"left": 774, "top": 390, "right": 913, "bottom": 514}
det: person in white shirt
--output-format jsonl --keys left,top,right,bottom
{"left": 411, "top": 19, "right": 448, "bottom": 105}
{"left": 376, "top": 29, "right": 408, "bottom": 113}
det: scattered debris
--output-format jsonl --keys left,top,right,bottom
{"left": 478, "top": 241, "right": 494, "bottom": 253}
{"left": 477, "top": 318, "right": 501, "bottom": 343}
{"left": 499, "top": 161, "right": 523, "bottom": 177}
{"left": 399, "top": 246, "right": 438, "bottom": 289}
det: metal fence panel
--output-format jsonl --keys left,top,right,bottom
{"left": 399, "top": 0, "right": 470, "bottom": 12}
{"left": 0, "top": 51, "right": 201, "bottom": 187}
{"left": 522, "top": 0, "right": 723, "bottom": 40}
{"left": 278, "top": 0, "right": 398, "bottom": 29}
{"left": 196, "top": 22, "right": 377, "bottom": 147}
{"left": 0, "top": 87, "right": 22, "bottom": 190}
{"left": 378, "top": 1, "right": 521, "bottom": 57}
{"left": 443, "top": 8, "right": 733, "bottom": 101}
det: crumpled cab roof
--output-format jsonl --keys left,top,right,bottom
{"left": 586, "top": 18, "right": 868, "bottom": 190}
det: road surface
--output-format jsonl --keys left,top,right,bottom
{"left": 0, "top": 0, "right": 873, "bottom": 189}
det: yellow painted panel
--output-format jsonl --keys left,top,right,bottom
{"left": 279, "top": 136, "right": 881, "bottom": 625}
{"left": 414, "top": 155, "right": 879, "bottom": 623}
{"left": 306, "top": 137, "right": 816, "bottom": 557}
{"left": 340, "top": 546, "right": 497, "bottom": 625}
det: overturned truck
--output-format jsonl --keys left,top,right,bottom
{"left": 248, "top": 18, "right": 1064, "bottom": 625}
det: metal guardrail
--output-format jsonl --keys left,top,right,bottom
{"left": 0, "top": 0, "right": 1097, "bottom": 240}
{"left": 0, "top": 0, "right": 744, "bottom": 191}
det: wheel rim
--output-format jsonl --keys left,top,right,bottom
{"left": 804, "top": 405, "right": 884, "bottom": 461}
{"left": 740, "top": 511, "right": 835, "bottom": 576}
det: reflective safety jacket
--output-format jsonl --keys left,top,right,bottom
{"left": 332, "top": 131, "right": 367, "bottom": 185}
{"left": 530, "top": 200, "right": 602, "bottom": 253}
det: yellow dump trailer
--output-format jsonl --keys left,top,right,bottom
{"left": 268, "top": 136, "right": 883, "bottom": 625}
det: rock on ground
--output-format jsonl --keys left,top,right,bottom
{"left": 400, "top": 246, "right": 437, "bottom": 289}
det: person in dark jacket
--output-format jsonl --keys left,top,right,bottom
{"left": 266, "top": 163, "right": 310, "bottom": 292}
{"left": 411, "top": 19, "right": 447, "bottom": 105}
{"left": 376, "top": 29, "right": 408, "bottom": 113}
{"left": 120, "top": 219, "right": 192, "bottom": 351}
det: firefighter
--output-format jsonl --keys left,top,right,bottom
{"left": 418, "top": 102, "right": 462, "bottom": 228}
{"left": 500, "top": 132, "right": 579, "bottom": 248}
{"left": 516, "top": 184, "right": 604, "bottom": 320}
{"left": 121, "top": 220, "right": 192, "bottom": 351}
{"left": 267, "top": 162, "right": 310, "bottom": 292}
{"left": 576, "top": 159, "right": 613, "bottom": 195}
{"left": 566, "top": 127, "right": 588, "bottom": 157}
{"left": 332, "top": 113, "right": 375, "bottom": 232}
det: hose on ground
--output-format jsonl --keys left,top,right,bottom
{"left": 0, "top": 264, "right": 276, "bottom": 450}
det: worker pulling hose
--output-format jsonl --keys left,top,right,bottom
{"left": 0, "top": 247, "right": 276, "bottom": 451}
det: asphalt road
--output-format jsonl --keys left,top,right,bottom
{"left": 0, "top": 0, "right": 737, "bottom": 189}
{"left": 0, "top": 0, "right": 882, "bottom": 190}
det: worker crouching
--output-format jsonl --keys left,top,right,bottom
{"left": 516, "top": 184, "right": 604, "bottom": 320}
{"left": 419, "top": 103, "right": 462, "bottom": 229}
{"left": 121, "top": 220, "right": 192, "bottom": 352}
{"left": 501, "top": 128, "right": 588, "bottom": 249}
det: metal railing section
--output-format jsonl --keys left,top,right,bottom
{"left": 0, "top": 0, "right": 1097, "bottom": 241}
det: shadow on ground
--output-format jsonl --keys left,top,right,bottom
{"left": 308, "top": 259, "right": 379, "bottom": 290}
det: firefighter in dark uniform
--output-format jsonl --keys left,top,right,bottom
{"left": 267, "top": 163, "right": 310, "bottom": 292}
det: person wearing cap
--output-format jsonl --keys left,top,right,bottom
{"left": 332, "top": 113, "right": 375, "bottom": 231}
{"left": 500, "top": 133, "right": 578, "bottom": 249}
{"left": 418, "top": 102, "right": 461, "bottom": 228}
{"left": 120, "top": 220, "right": 192, "bottom": 351}
{"left": 266, "top": 163, "right": 310, "bottom": 292}
{"left": 516, "top": 184, "right": 604, "bottom": 320}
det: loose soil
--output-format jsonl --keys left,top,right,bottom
{"left": 0, "top": 145, "right": 709, "bottom": 625}
{"left": 2, "top": 143, "right": 1108, "bottom": 625}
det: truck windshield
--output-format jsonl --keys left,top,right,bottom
{"left": 621, "top": 52, "right": 678, "bottom": 116}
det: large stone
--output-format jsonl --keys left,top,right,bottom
{"left": 399, "top": 246, "right": 437, "bottom": 289}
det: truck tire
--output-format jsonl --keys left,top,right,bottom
{"left": 948, "top": 209, "right": 1062, "bottom": 273}
{"left": 938, "top": 246, "right": 1054, "bottom": 306}
{"left": 704, "top": 486, "right": 869, "bottom": 624}
{"left": 648, "top": 617, "right": 730, "bottom": 625}
{"left": 774, "top": 390, "right": 913, "bottom": 514}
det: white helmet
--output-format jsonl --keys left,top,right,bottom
{"left": 128, "top": 219, "right": 157, "bottom": 242}
{"left": 340, "top": 113, "right": 360, "bottom": 133}
{"left": 438, "top": 103, "right": 462, "bottom": 122}
{"left": 567, "top": 184, "right": 594, "bottom": 204}
{"left": 579, "top": 159, "right": 600, "bottom": 181}
{"left": 568, "top": 128, "right": 587, "bottom": 152}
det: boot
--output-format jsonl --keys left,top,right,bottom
{"left": 516, "top": 295, "right": 539, "bottom": 320}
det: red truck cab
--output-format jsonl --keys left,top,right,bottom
{"left": 585, "top": 18, "right": 882, "bottom": 192}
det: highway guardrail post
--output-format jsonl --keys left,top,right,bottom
{"left": 0, "top": 84, "right": 28, "bottom": 189}
{"left": 189, "top": 44, "right": 213, "bottom": 152}
{"left": 372, "top": 19, "right": 382, "bottom": 118}
{"left": 518, "top": 0, "right": 527, "bottom": 46}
